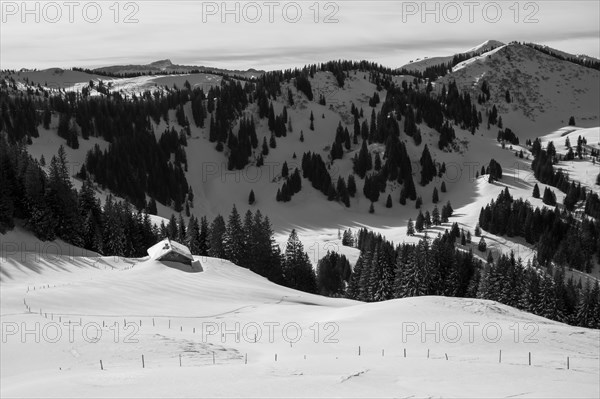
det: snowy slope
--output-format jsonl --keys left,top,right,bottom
{"left": 0, "top": 69, "right": 225, "bottom": 97}
{"left": 438, "top": 43, "right": 600, "bottom": 138}
{"left": 4, "top": 41, "right": 600, "bottom": 281}
{"left": 1, "top": 234, "right": 598, "bottom": 398}
{"left": 400, "top": 40, "right": 505, "bottom": 73}
{"left": 538, "top": 126, "right": 600, "bottom": 191}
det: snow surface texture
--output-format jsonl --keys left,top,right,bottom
{"left": 1, "top": 237, "right": 598, "bottom": 398}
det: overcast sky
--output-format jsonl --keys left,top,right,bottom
{"left": 1, "top": 1, "right": 598, "bottom": 71}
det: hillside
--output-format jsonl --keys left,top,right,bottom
{"left": 439, "top": 42, "right": 600, "bottom": 137}
{"left": 2, "top": 41, "right": 599, "bottom": 275}
{"left": 399, "top": 40, "right": 505, "bottom": 73}
{"left": 1, "top": 235, "right": 598, "bottom": 398}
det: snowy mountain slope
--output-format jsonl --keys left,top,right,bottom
{"left": 3, "top": 41, "right": 599, "bottom": 279}
{"left": 538, "top": 126, "right": 600, "bottom": 190}
{"left": 10, "top": 65, "right": 599, "bottom": 279}
{"left": 523, "top": 43, "right": 600, "bottom": 65}
{"left": 93, "top": 58, "right": 264, "bottom": 79}
{"left": 0, "top": 69, "right": 225, "bottom": 97}
{"left": 1, "top": 237, "right": 598, "bottom": 398}
{"left": 438, "top": 43, "right": 600, "bottom": 138}
{"left": 399, "top": 40, "right": 505, "bottom": 73}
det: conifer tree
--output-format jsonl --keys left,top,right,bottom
{"left": 199, "top": 216, "right": 210, "bottom": 256}
{"left": 208, "top": 215, "right": 226, "bottom": 258}
{"left": 347, "top": 175, "right": 357, "bottom": 197}
{"left": 478, "top": 237, "right": 487, "bottom": 252}
{"left": 432, "top": 187, "right": 439, "bottom": 203}
{"left": 415, "top": 196, "right": 422, "bottom": 209}
{"left": 177, "top": 213, "right": 186, "bottom": 243}
{"left": 283, "top": 229, "right": 317, "bottom": 293}
{"left": 432, "top": 206, "right": 441, "bottom": 225}
{"left": 224, "top": 205, "right": 246, "bottom": 265}
{"left": 407, "top": 218, "right": 415, "bottom": 236}
{"left": 186, "top": 215, "right": 201, "bottom": 255}
{"left": 415, "top": 211, "right": 424, "bottom": 232}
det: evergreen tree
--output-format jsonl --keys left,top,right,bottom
{"left": 415, "top": 211, "right": 424, "bottom": 232}
{"left": 347, "top": 175, "right": 357, "bottom": 197}
{"left": 432, "top": 187, "right": 439, "bottom": 203}
{"left": 478, "top": 237, "right": 487, "bottom": 252}
{"left": 186, "top": 215, "right": 202, "bottom": 255}
{"left": 208, "top": 215, "right": 226, "bottom": 258}
{"left": 248, "top": 189, "right": 256, "bottom": 205}
{"left": 532, "top": 183, "right": 540, "bottom": 198}
{"left": 224, "top": 205, "right": 246, "bottom": 266}
{"left": 432, "top": 206, "right": 441, "bottom": 225}
{"left": 177, "top": 213, "right": 186, "bottom": 243}
{"left": 415, "top": 196, "right": 422, "bottom": 209}
{"left": 407, "top": 218, "right": 415, "bottom": 236}
{"left": 199, "top": 216, "right": 210, "bottom": 256}
{"left": 283, "top": 229, "right": 317, "bottom": 293}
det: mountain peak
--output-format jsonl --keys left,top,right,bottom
{"left": 149, "top": 59, "right": 173, "bottom": 68}
{"left": 465, "top": 40, "right": 505, "bottom": 53}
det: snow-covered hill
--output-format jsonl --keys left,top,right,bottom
{"left": 1, "top": 233, "right": 598, "bottom": 398}
{"left": 438, "top": 42, "right": 600, "bottom": 138}
{"left": 399, "top": 40, "right": 505, "bottom": 73}
{"left": 4, "top": 41, "right": 600, "bottom": 277}
{"left": 1, "top": 68, "right": 225, "bottom": 97}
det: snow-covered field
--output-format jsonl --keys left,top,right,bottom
{"left": 1, "top": 231, "right": 598, "bottom": 398}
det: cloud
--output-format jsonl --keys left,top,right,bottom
{"left": 1, "top": 1, "right": 598, "bottom": 70}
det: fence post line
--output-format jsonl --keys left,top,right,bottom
{"left": 427, "top": 349, "right": 430, "bottom": 359}
{"left": 179, "top": 354, "right": 182, "bottom": 367}
{"left": 567, "top": 356, "right": 569, "bottom": 370}
{"left": 445, "top": 353, "right": 448, "bottom": 360}
{"left": 404, "top": 348, "right": 406, "bottom": 358}
{"left": 528, "top": 352, "right": 531, "bottom": 366}
{"left": 142, "top": 354, "right": 145, "bottom": 368}
{"left": 499, "top": 349, "right": 502, "bottom": 363}
{"left": 358, "top": 346, "right": 361, "bottom": 356}
{"left": 212, "top": 352, "right": 215, "bottom": 364}
{"left": 100, "top": 360, "right": 103, "bottom": 370}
